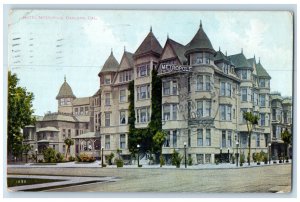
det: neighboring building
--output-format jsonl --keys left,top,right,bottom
{"left": 270, "top": 92, "right": 292, "bottom": 159}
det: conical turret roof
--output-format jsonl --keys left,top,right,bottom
{"left": 56, "top": 77, "right": 76, "bottom": 99}
{"left": 100, "top": 51, "right": 119, "bottom": 73}
{"left": 134, "top": 28, "right": 163, "bottom": 58}
{"left": 256, "top": 59, "right": 271, "bottom": 79}
{"left": 185, "top": 22, "right": 215, "bottom": 56}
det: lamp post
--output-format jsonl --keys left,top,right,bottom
{"left": 268, "top": 143, "right": 271, "bottom": 164}
{"left": 228, "top": 147, "right": 230, "bottom": 163}
{"left": 101, "top": 147, "right": 104, "bottom": 167}
{"left": 35, "top": 148, "right": 38, "bottom": 163}
{"left": 184, "top": 142, "right": 187, "bottom": 168}
{"left": 236, "top": 141, "right": 239, "bottom": 167}
{"left": 137, "top": 144, "right": 140, "bottom": 167}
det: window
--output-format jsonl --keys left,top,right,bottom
{"left": 221, "top": 82, "right": 231, "bottom": 96}
{"left": 138, "top": 64, "right": 150, "bottom": 77}
{"left": 137, "top": 107, "right": 150, "bottom": 123}
{"left": 68, "top": 129, "right": 71, "bottom": 138}
{"left": 205, "top": 154, "right": 211, "bottom": 164}
{"left": 164, "top": 132, "right": 170, "bottom": 147}
{"left": 206, "top": 129, "right": 211, "bottom": 146}
{"left": 197, "top": 75, "right": 211, "bottom": 91}
{"left": 79, "top": 107, "right": 83, "bottom": 115}
{"left": 173, "top": 130, "right": 177, "bottom": 147}
{"left": 241, "top": 70, "right": 247, "bottom": 80}
{"left": 105, "top": 135, "right": 110, "bottom": 149}
{"left": 259, "top": 79, "right": 265, "bottom": 87}
{"left": 260, "top": 94, "right": 266, "bottom": 107}
{"left": 188, "top": 77, "right": 191, "bottom": 92}
{"left": 63, "top": 145, "right": 66, "bottom": 153}
{"left": 253, "top": 92, "right": 258, "bottom": 105}
{"left": 62, "top": 129, "right": 66, "bottom": 139}
{"left": 220, "top": 82, "right": 226, "bottom": 96}
{"left": 105, "top": 112, "right": 110, "bottom": 127}
{"left": 172, "top": 81, "right": 177, "bottom": 95}
{"left": 197, "top": 129, "right": 203, "bottom": 146}
{"left": 233, "top": 108, "right": 236, "bottom": 119}
{"left": 220, "top": 105, "right": 232, "bottom": 121}
{"left": 197, "top": 100, "right": 211, "bottom": 118}
{"left": 120, "top": 111, "right": 126, "bottom": 125}
{"left": 226, "top": 83, "right": 231, "bottom": 97}
{"left": 119, "top": 70, "right": 132, "bottom": 83}
{"left": 85, "top": 107, "right": 89, "bottom": 115}
{"left": 163, "top": 81, "right": 170, "bottom": 95}
{"left": 104, "top": 75, "right": 111, "bottom": 84}
{"left": 222, "top": 131, "right": 226, "bottom": 148}
{"left": 120, "top": 89, "right": 126, "bottom": 102}
{"left": 163, "top": 104, "right": 170, "bottom": 120}
{"left": 260, "top": 113, "right": 265, "bottom": 126}
{"left": 256, "top": 134, "right": 260, "bottom": 147}
{"left": 197, "top": 154, "right": 204, "bottom": 164}
{"left": 240, "top": 109, "right": 247, "bottom": 124}
{"left": 172, "top": 104, "right": 177, "bottom": 120}
{"left": 74, "top": 108, "right": 78, "bottom": 115}
{"left": 241, "top": 88, "right": 247, "bottom": 101}
{"left": 120, "top": 134, "right": 126, "bottom": 149}
{"left": 105, "top": 93, "right": 110, "bottom": 106}
{"left": 137, "top": 84, "right": 150, "bottom": 100}
{"left": 227, "top": 131, "right": 232, "bottom": 147}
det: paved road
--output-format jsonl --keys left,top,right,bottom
{"left": 7, "top": 164, "right": 292, "bottom": 193}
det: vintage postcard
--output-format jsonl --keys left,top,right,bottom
{"left": 6, "top": 9, "right": 294, "bottom": 194}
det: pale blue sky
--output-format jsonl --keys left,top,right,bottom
{"left": 8, "top": 10, "right": 293, "bottom": 116}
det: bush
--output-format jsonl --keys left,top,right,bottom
{"left": 171, "top": 149, "right": 183, "bottom": 168}
{"left": 68, "top": 156, "right": 76, "bottom": 162}
{"left": 252, "top": 153, "right": 257, "bottom": 162}
{"left": 38, "top": 159, "right": 44, "bottom": 163}
{"left": 240, "top": 153, "right": 245, "bottom": 164}
{"left": 159, "top": 155, "right": 165, "bottom": 167}
{"left": 77, "top": 153, "right": 96, "bottom": 162}
{"left": 56, "top": 152, "right": 64, "bottom": 163}
{"left": 42, "top": 147, "right": 56, "bottom": 163}
{"left": 107, "top": 152, "right": 115, "bottom": 165}
{"left": 116, "top": 159, "right": 124, "bottom": 167}
{"left": 188, "top": 156, "right": 193, "bottom": 166}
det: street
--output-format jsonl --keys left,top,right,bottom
{"left": 7, "top": 164, "right": 292, "bottom": 193}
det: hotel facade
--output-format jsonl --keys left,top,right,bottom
{"left": 23, "top": 22, "right": 292, "bottom": 164}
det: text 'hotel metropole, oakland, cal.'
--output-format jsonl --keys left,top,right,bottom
{"left": 23, "top": 22, "right": 292, "bottom": 164}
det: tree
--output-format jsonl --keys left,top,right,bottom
{"left": 64, "top": 138, "right": 74, "bottom": 159}
{"left": 281, "top": 128, "right": 292, "bottom": 160}
{"left": 22, "top": 144, "right": 33, "bottom": 163}
{"left": 8, "top": 71, "right": 35, "bottom": 160}
{"left": 243, "top": 112, "right": 259, "bottom": 166}
{"left": 153, "top": 130, "right": 166, "bottom": 167}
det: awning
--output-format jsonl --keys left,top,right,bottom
{"left": 36, "top": 127, "right": 60, "bottom": 132}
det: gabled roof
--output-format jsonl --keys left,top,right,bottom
{"left": 72, "top": 97, "right": 90, "bottom": 106}
{"left": 134, "top": 29, "right": 163, "bottom": 58}
{"left": 256, "top": 60, "right": 271, "bottom": 79}
{"left": 185, "top": 22, "right": 215, "bottom": 56}
{"left": 214, "top": 49, "right": 229, "bottom": 63}
{"left": 100, "top": 51, "right": 119, "bottom": 73}
{"left": 56, "top": 77, "right": 76, "bottom": 99}
{"left": 247, "top": 57, "right": 257, "bottom": 75}
{"left": 228, "top": 52, "right": 252, "bottom": 70}
{"left": 42, "top": 113, "right": 76, "bottom": 122}
{"left": 118, "top": 51, "right": 134, "bottom": 72}
{"left": 167, "top": 38, "right": 186, "bottom": 64}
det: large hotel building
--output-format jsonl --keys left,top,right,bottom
{"left": 23, "top": 22, "right": 292, "bottom": 164}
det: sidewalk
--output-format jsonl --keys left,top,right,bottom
{"left": 7, "top": 160, "right": 292, "bottom": 170}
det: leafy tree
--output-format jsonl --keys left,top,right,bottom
{"left": 281, "top": 129, "right": 292, "bottom": 159}
{"left": 42, "top": 147, "right": 57, "bottom": 163}
{"left": 243, "top": 112, "right": 259, "bottom": 166}
{"left": 153, "top": 130, "right": 166, "bottom": 167}
{"left": 8, "top": 71, "right": 35, "bottom": 160}
{"left": 171, "top": 149, "right": 183, "bottom": 168}
{"left": 128, "top": 80, "right": 138, "bottom": 154}
{"left": 22, "top": 144, "right": 33, "bottom": 163}
{"left": 64, "top": 138, "right": 74, "bottom": 159}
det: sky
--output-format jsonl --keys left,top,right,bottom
{"left": 7, "top": 10, "right": 294, "bottom": 116}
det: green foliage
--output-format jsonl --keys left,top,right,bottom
{"left": 188, "top": 156, "right": 193, "bottom": 166}
{"left": 115, "top": 159, "right": 124, "bottom": 167}
{"left": 171, "top": 149, "right": 183, "bottom": 168}
{"left": 240, "top": 153, "right": 245, "bottom": 164}
{"left": 68, "top": 156, "right": 76, "bottom": 161}
{"left": 8, "top": 71, "right": 35, "bottom": 158}
{"left": 55, "top": 152, "right": 64, "bottom": 163}
{"left": 42, "top": 147, "right": 57, "bottom": 163}
{"left": 64, "top": 138, "right": 74, "bottom": 159}
{"left": 127, "top": 69, "right": 163, "bottom": 159}
{"left": 22, "top": 144, "right": 33, "bottom": 154}
{"left": 160, "top": 155, "right": 165, "bottom": 167}
{"left": 153, "top": 130, "right": 166, "bottom": 167}
{"left": 243, "top": 112, "right": 259, "bottom": 165}
{"left": 107, "top": 152, "right": 115, "bottom": 165}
